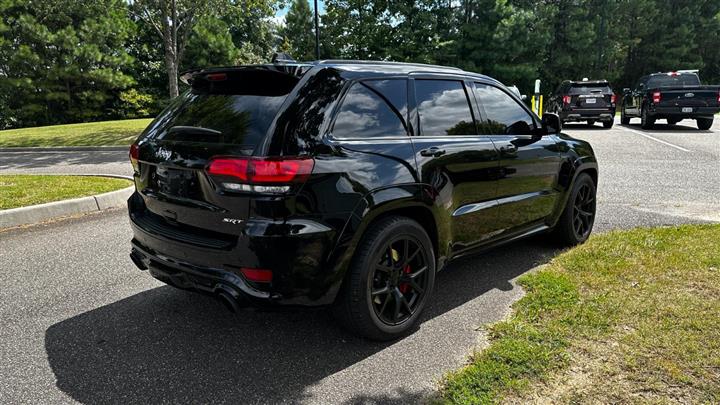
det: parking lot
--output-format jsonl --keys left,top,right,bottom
{"left": 1, "top": 117, "right": 718, "bottom": 404}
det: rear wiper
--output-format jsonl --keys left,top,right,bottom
{"left": 165, "top": 126, "right": 224, "bottom": 143}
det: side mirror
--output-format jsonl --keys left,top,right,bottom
{"left": 622, "top": 87, "right": 630, "bottom": 94}
{"left": 521, "top": 94, "right": 527, "bottom": 101}
{"left": 541, "top": 113, "right": 562, "bottom": 134}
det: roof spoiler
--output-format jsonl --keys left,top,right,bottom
{"left": 179, "top": 63, "right": 313, "bottom": 86}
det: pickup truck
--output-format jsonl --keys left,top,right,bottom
{"left": 620, "top": 71, "right": 720, "bottom": 130}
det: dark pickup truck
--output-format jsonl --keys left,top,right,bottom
{"left": 620, "top": 71, "right": 720, "bottom": 130}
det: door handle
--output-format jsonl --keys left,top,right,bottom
{"left": 500, "top": 144, "right": 517, "bottom": 154}
{"left": 420, "top": 147, "right": 446, "bottom": 157}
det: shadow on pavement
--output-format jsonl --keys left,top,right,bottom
{"left": 0, "top": 150, "right": 127, "bottom": 171}
{"left": 45, "top": 238, "right": 558, "bottom": 404}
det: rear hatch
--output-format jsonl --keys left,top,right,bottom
{"left": 130, "top": 67, "right": 305, "bottom": 244}
{"left": 568, "top": 82, "right": 613, "bottom": 109}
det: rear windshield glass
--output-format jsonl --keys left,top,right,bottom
{"left": 647, "top": 74, "right": 700, "bottom": 88}
{"left": 145, "top": 69, "right": 298, "bottom": 146}
{"left": 569, "top": 83, "right": 611, "bottom": 94}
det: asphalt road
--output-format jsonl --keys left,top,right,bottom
{"left": 1, "top": 117, "right": 718, "bottom": 404}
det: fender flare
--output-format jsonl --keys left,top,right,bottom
{"left": 322, "top": 183, "right": 443, "bottom": 302}
{"left": 550, "top": 157, "right": 598, "bottom": 227}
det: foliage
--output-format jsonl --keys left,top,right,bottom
{"left": 282, "top": 0, "right": 316, "bottom": 61}
{"left": 0, "top": 0, "right": 136, "bottom": 128}
{"left": 0, "top": 0, "right": 719, "bottom": 130}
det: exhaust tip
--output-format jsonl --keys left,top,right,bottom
{"left": 214, "top": 285, "right": 241, "bottom": 313}
{"left": 130, "top": 250, "right": 148, "bottom": 271}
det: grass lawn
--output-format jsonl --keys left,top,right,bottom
{"left": 439, "top": 224, "right": 720, "bottom": 404}
{"left": 0, "top": 118, "right": 152, "bottom": 147}
{"left": 0, "top": 175, "right": 131, "bottom": 210}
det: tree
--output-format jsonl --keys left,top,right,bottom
{"left": 131, "top": 0, "right": 215, "bottom": 98}
{"left": 0, "top": 0, "right": 136, "bottom": 127}
{"left": 182, "top": 15, "right": 240, "bottom": 71}
{"left": 283, "top": 0, "right": 315, "bottom": 60}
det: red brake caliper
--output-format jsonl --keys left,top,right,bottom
{"left": 399, "top": 264, "right": 411, "bottom": 294}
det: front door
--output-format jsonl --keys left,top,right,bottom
{"left": 472, "top": 82, "right": 562, "bottom": 236}
{"left": 409, "top": 77, "right": 501, "bottom": 253}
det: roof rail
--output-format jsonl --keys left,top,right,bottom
{"left": 316, "top": 59, "right": 464, "bottom": 71}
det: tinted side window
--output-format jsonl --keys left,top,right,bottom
{"left": 332, "top": 79, "right": 407, "bottom": 138}
{"left": 474, "top": 84, "right": 535, "bottom": 135}
{"left": 415, "top": 80, "right": 476, "bottom": 136}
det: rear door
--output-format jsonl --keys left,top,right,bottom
{"left": 473, "top": 81, "right": 562, "bottom": 235}
{"left": 409, "top": 76, "right": 501, "bottom": 253}
{"left": 131, "top": 68, "right": 299, "bottom": 237}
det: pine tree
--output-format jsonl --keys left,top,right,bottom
{"left": 283, "top": 0, "right": 316, "bottom": 61}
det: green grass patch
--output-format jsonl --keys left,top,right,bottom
{"left": 0, "top": 175, "right": 131, "bottom": 210}
{"left": 0, "top": 119, "right": 152, "bottom": 147}
{"left": 439, "top": 225, "right": 720, "bottom": 404}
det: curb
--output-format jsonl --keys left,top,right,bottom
{"left": 0, "top": 146, "right": 128, "bottom": 152}
{"left": 0, "top": 184, "right": 134, "bottom": 229}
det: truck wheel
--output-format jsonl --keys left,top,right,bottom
{"left": 697, "top": 117, "right": 713, "bottom": 130}
{"left": 552, "top": 173, "right": 596, "bottom": 246}
{"left": 620, "top": 109, "right": 630, "bottom": 125}
{"left": 640, "top": 106, "right": 654, "bottom": 129}
{"left": 334, "top": 216, "right": 435, "bottom": 341}
{"left": 603, "top": 120, "right": 613, "bottom": 129}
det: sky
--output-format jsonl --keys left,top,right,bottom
{"left": 273, "top": 0, "right": 325, "bottom": 26}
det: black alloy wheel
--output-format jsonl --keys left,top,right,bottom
{"left": 641, "top": 106, "right": 654, "bottom": 129}
{"left": 621, "top": 107, "right": 630, "bottom": 125}
{"left": 334, "top": 216, "right": 435, "bottom": 341}
{"left": 552, "top": 172, "right": 596, "bottom": 246}
{"left": 572, "top": 182, "right": 595, "bottom": 241}
{"left": 370, "top": 237, "right": 429, "bottom": 326}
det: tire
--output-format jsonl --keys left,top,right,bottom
{"left": 334, "top": 216, "right": 435, "bottom": 341}
{"left": 603, "top": 120, "right": 613, "bottom": 129}
{"left": 640, "top": 105, "right": 654, "bottom": 129}
{"left": 697, "top": 117, "right": 713, "bottom": 130}
{"left": 587, "top": 120, "right": 596, "bottom": 126}
{"left": 552, "top": 173, "right": 596, "bottom": 246}
{"left": 620, "top": 108, "right": 630, "bottom": 125}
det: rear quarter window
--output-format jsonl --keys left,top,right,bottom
{"left": 332, "top": 79, "right": 408, "bottom": 138}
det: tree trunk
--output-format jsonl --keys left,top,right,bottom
{"left": 166, "top": 54, "right": 179, "bottom": 98}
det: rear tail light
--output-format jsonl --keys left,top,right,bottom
{"left": 562, "top": 95, "right": 571, "bottom": 105}
{"left": 129, "top": 143, "right": 139, "bottom": 172}
{"left": 206, "top": 156, "right": 314, "bottom": 194}
{"left": 652, "top": 91, "right": 662, "bottom": 104}
{"left": 610, "top": 94, "right": 617, "bottom": 104}
{"left": 240, "top": 267, "right": 273, "bottom": 283}
{"left": 717, "top": 89, "right": 720, "bottom": 103}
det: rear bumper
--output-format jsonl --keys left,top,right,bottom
{"left": 648, "top": 105, "right": 720, "bottom": 118}
{"left": 128, "top": 192, "right": 339, "bottom": 307}
{"left": 560, "top": 108, "right": 616, "bottom": 122}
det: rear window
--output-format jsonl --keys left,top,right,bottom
{"left": 145, "top": 69, "right": 298, "bottom": 146}
{"left": 647, "top": 73, "right": 701, "bottom": 88}
{"left": 568, "top": 83, "right": 611, "bottom": 94}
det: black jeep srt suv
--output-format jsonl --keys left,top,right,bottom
{"left": 128, "top": 60, "right": 598, "bottom": 340}
{"left": 548, "top": 80, "right": 617, "bottom": 128}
